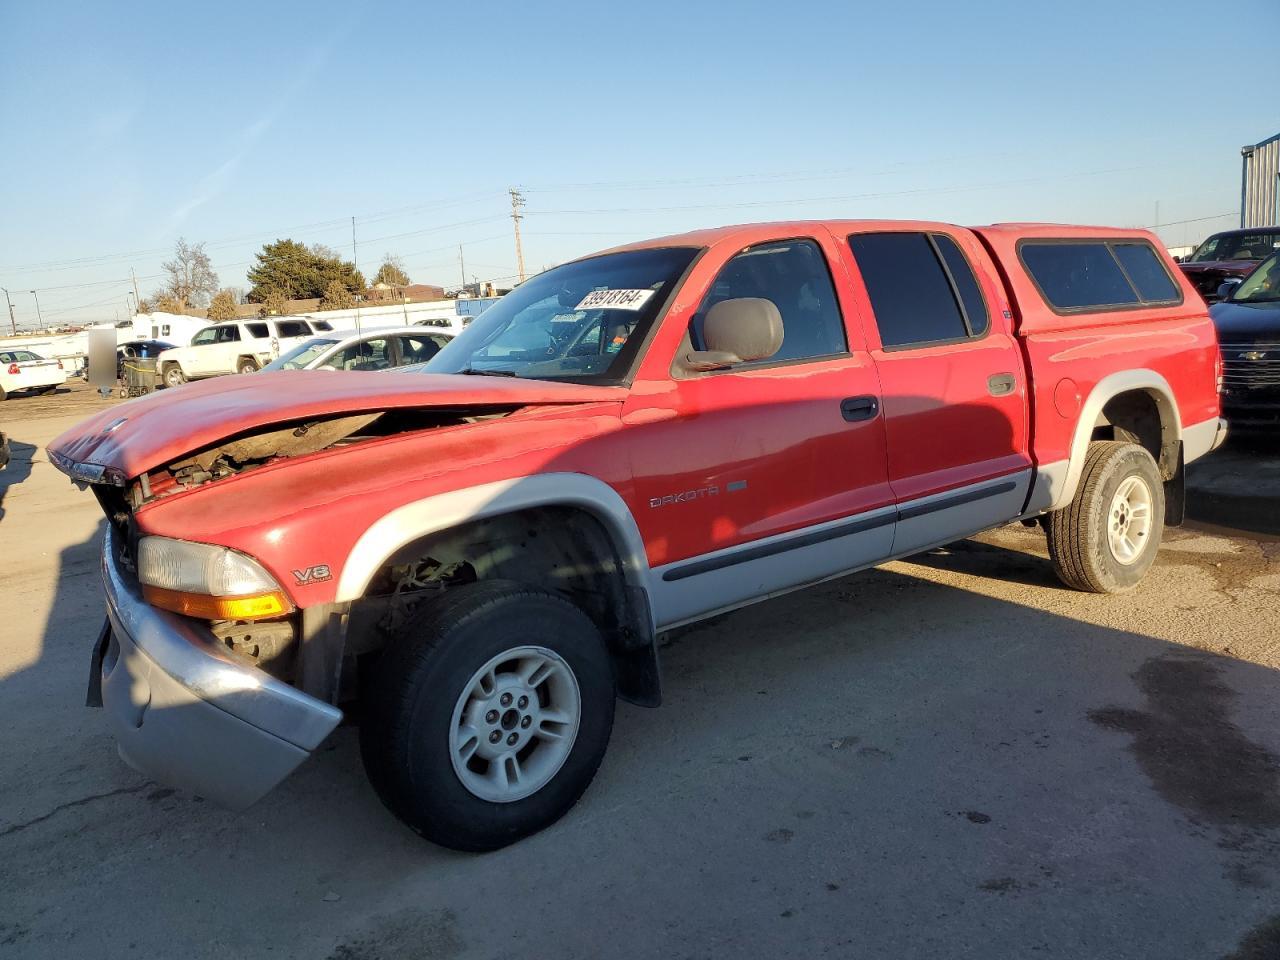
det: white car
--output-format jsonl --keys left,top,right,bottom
{"left": 0, "top": 348, "right": 68, "bottom": 401}
{"left": 158, "top": 317, "right": 334, "bottom": 388}
{"left": 261, "top": 327, "right": 456, "bottom": 373}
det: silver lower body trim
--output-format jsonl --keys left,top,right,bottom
{"left": 98, "top": 530, "right": 342, "bottom": 809}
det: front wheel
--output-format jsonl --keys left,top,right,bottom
{"left": 359, "top": 581, "right": 615, "bottom": 851}
{"left": 1046, "top": 441, "right": 1165, "bottom": 593}
{"left": 163, "top": 364, "right": 186, "bottom": 388}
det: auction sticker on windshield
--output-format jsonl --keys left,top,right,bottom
{"left": 575, "top": 288, "right": 656, "bottom": 311}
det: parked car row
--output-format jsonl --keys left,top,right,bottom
{"left": 157, "top": 317, "right": 334, "bottom": 387}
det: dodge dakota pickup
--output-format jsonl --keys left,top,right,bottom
{"left": 49, "top": 220, "right": 1226, "bottom": 850}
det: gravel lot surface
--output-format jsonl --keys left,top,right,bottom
{"left": 2, "top": 381, "right": 1279, "bottom": 959}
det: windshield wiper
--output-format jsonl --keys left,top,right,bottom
{"left": 457, "top": 366, "right": 518, "bottom": 377}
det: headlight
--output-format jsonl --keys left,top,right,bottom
{"left": 137, "top": 536, "right": 291, "bottom": 620}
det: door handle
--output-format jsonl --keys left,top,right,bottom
{"left": 987, "top": 373, "right": 1016, "bottom": 397}
{"left": 840, "top": 395, "right": 879, "bottom": 422}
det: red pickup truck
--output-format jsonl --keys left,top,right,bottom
{"left": 50, "top": 220, "right": 1225, "bottom": 850}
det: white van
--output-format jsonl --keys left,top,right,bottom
{"left": 157, "top": 317, "right": 333, "bottom": 388}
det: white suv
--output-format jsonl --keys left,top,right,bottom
{"left": 157, "top": 317, "right": 333, "bottom": 388}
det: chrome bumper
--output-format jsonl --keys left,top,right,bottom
{"left": 96, "top": 530, "right": 342, "bottom": 809}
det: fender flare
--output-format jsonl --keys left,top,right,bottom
{"left": 1043, "top": 369, "right": 1181, "bottom": 512}
{"left": 334, "top": 472, "right": 654, "bottom": 618}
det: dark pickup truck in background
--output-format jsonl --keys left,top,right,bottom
{"left": 1179, "top": 226, "right": 1280, "bottom": 301}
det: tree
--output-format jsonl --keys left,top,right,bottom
{"left": 160, "top": 237, "right": 219, "bottom": 308}
{"left": 373, "top": 255, "right": 410, "bottom": 288}
{"left": 319, "top": 278, "right": 356, "bottom": 311}
{"left": 153, "top": 294, "right": 185, "bottom": 314}
{"left": 246, "top": 239, "right": 365, "bottom": 302}
{"left": 206, "top": 289, "right": 240, "bottom": 321}
{"left": 258, "top": 290, "right": 289, "bottom": 317}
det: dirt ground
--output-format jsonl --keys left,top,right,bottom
{"left": 2, "top": 381, "right": 1280, "bottom": 959}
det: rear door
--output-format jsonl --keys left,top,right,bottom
{"left": 843, "top": 228, "right": 1031, "bottom": 554}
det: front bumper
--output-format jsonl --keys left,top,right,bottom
{"left": 95, "top": 529, "right": 342, "bottom": 809}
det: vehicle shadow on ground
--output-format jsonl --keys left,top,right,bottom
{"left": 0, "top": 439, "right": 36, "bottom": 522}
{"left": 1187, "top": 434, "right": 1280, "bottom": 539}
{"left": 4, "top": 518, "right": 1280, "bottom": 960}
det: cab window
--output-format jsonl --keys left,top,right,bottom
{"left": 689, "top": 238, "right": 846, "bottom": 365}
{"left": 191, "top": 327, "right": 218, "bottom": 346}
{"left": 848, "top": 232, "right": 988, "bottom": 348}
{"left": 330, "top": 338, "right": 391, "bottom": 371}
{"left": 395, "top": 335, "right": 446, "bottom": 365}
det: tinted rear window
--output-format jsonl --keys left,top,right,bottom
{"left": 1019, "top": 240, "right": 1182, "bottom": 313}
{"left": 1112, "top": 243, "right": 1179, "bottom": 302}
{"left": 1020, "top": 243, "right": 1138, "bottom": 310}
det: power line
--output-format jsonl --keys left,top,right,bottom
{"left": 1142, "top": 212, "right": 1238, "bottom": 229}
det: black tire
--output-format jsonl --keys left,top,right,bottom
{"left": 163, "top": 364, "right": 185, "bottom": 388}
{"left": 1046, "top": 441, "right": 1165, "bottom": 593}
{"left": 0, "top": 386, "right": 7, "bottom": 401}
{"left": 236, "top": 357, "right": 259, "bottom": 375}
{"left": 359, "top": 580, "right": 615, "bottom": 851}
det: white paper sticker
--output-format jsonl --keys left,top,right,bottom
{"left": 574, "top": 288, "right": 655, "bottom": 312}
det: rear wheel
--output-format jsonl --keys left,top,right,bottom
{"left": 0, "top": 386, "right": 7, "bottom": 401}
{"left": 163, "top": 363, "right": 185, "bottom": 388}
{"left": 360, "top": 581, "right": 615, "bottom": 851}
{"left": 1046, "top": 441, "right": 1164, "bottom": 593}
{"left": 236, "top": 357, "right": 259, "bottom": 375}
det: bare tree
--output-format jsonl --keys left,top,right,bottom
{"left": 373, "top": 255, "right": 410, "bottom": 287}
{"left": 160, "top": 238, "right": 219, "bottom": 308}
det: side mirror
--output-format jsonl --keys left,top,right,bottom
{"left": 1217, "top": 278, "right": 1242, "bottom": 301}
{"left": 684, "top": 298, "right": 784, "bottom": 372}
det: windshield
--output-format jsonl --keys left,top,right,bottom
{"left": 424, "top": 247, "right": 698, "bottom": 382}
{"left": 263, "top": 337, "right": 339, "bottom": 371}
{"left": 1189, "top": 231, "right": 1280, "bottom": 263}
{"left": 1231, "top": 252, "right": 1280, "bottom": 303}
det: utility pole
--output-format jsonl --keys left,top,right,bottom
{"left": 509, "top": 187, "right": 526, "bottom": 284}
{"left": 1, "top": 287, "right": 16, "bottom": 336}
{"left": 351, "top": 215, "right": 361, "bottom": 334}
{"left": 29, "top": 290, "right": 43, "bottom": 328}
{"left": 458, "top": 245, "right": 466, "bottom": 293}
{"left": 130, "top": 268, "right": 140, "bottom": 304}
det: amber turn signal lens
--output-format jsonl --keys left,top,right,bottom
{"left": 142, "top": 585, "right": 291, "bottom": 621}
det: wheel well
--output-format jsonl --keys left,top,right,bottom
{"left": 354, "top": 506, "right": 658, "bottom": 704}
{"left": 236, "top": 354, "right": 259, "bottom": 369}
{"left": 1091, "top": 389, "right": 1179, "bottom": 480}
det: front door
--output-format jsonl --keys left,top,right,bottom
{"left": 843, "top": 228, "right": 1031, "bottom": 555}
{"left": 625, "top": 235, "right": 895, "bottom": 628}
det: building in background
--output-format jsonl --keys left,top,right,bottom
{"left": 1241, "top": 133, "right": 1279, "bottom": 228}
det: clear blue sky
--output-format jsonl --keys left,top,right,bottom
{"left": 0, "top": 0, "right": 1274, "bottom": 329}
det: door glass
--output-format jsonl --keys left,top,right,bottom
{"left": 245, "top": 323, "right": 269, "bottom": 339}
{"left": 690, "top": 238, "right": 846, "bottom": 364}
{"left": 331, "top": 338, "right": 391, "bottom": 370}
{"left": 849, "top": 233, "right": 969, "bottom": 347}
{"left": 275, "top": 320, "right": 309, "bottom": 338}
{"left": 191, "top": 327, "right": 217, "bottom": 346}
{"left": 395, "top": 335, "right": 444, "bottom": 365}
